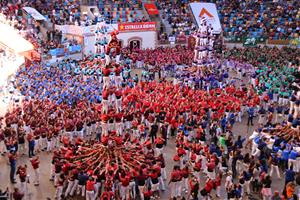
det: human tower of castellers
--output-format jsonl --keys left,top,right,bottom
{"left": 172, "top": 17, "right": 215, "bottom": 86}
{"left": 94, "top": 22, "right": 109, "bottom": 60}
{"left": 193, "top": 18, "right": 214, "bottom": 64}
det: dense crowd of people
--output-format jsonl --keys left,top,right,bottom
{"left": 223, "top": 46, "right": 300, "bottom": 68}
{"left": 97, "top": 0, "right": 147, "bottom": 24}
{"left": 0, "top": 1, "right": 71, "bottom": 56}
{"left": 0, "top": 2, "right": 43, "bottom": 51}
{"left": 2, "top": 0, "right": 300, "bottom": 41}
{"left": 157, "top": 0, "right": 195, "bottom": 37}
{"left": 14, "top": 56, "right": 132, "bottom": 105}
{"left": 155, "top": 0, "right": 300, "bottom": 40}
{"left": 27, "top": 0, "right": 82, "bottom": 26}
{"left": 0, "top": 1, "right": 299, "bottom": 200}
{"left": 0, "top": 40, "right": 298, "bottom": 200}
{"left": 215, "top": 0, "right": 300, "bottom": 40}
{"left": 126, "top": 46, "right": 194, "bottom": 70}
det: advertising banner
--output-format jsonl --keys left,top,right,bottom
{"left": 23, "top": 7, "right": 46, "bottom": 21}
{"left": 118, "top": 22, "right": 156, "bottom": 32}
{"left": 243, "top": 37, "right": 257, "bottom": 47}
{"left": 144, "top": 4, "right": 159, "bottom": 15}
{"left": 189, "top": 3, "right": 222, "bottom": 34}
{"left": 289, "top": 38, "right": 300, "bottom": 48}
{"left": 49, "top": 45, "right": 81, "bottom": 57}
{"left": 56, "top": 25, "right": 84, "bottom": 35}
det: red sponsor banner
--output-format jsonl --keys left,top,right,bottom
{"left": 268, "top": 39, "right": 290, "bottom": 45}
{"left": 118, "top": 22, "right": 156, "bottom": 32}
{"left": 144, "top": 3, "right": 159, "bottom": 15}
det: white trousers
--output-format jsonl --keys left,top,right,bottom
{"left": 0, "top": 140, "right": 5, "bottom": 153}
{"left": 289, "top": 159, "right": 298, "bottom": 172}
{"left": 120, "top": 185, "right": 129, "bottom": 200}
{"left": 86, "top": 190, "right": 95, "bottom": 200}
{"left": 183, "top": 178, "right": 188, "bottom": 191}
{"left": 115, "top": 122, "right": 123, "bottom": 136}
{"left": 138, "top": 185, "right": 144, "bottom": 200}
{"left": 33, "top": 168, "right": 39, "bottom": 184}
{"left": 290, "top": 102, "right": 295, "bottom": 114}
{"left": 244, "top": 180, "right": 251, "bottom": 194}
{"left": 130, "top": 181, "right": 136, "bottom": 199}
{"left": 70, "top": 180, "right": 78, "bottom": 196}
{"left": 194, "top": 49, "right": 198, "bottom": 61}
{"left": 55, "top": 186, "right": 63, "bottom": 200}
{"left": 20, "top": 181, "right": 28, "bottom": 197}
{"left": 159, "top": 177, "right": 165, "bottom": 191}
{"left": 103, "top": 76, "right": 110, "bottom": 88}
{"left": 269, "top": 164, "right": 281, "bottom": 178}
{"left": 77, "top": 185, "right": 85, "bottom": 197}
{"left": 251, "top": 142, "right": 258, "bottom": 155}
{"left": 102, "top": 122, "right": 108, "bottom": 136}
{"left": 95, "top": 182, "right": 101, "bottom": 199}
{"left": 116, "top": 98, "right": 122, "bottom": 112}
{"left": 175, "top": 181, "right": 182, "bottom": 197}
{"left": 65, "top": 180, "right": 74, "bottom": 197}
{"left": 161, "top": 167, "right": 167, "bottom": 180}
{"left": 102, "top": 100, "right": 108, "bottom": 113}
{"left": 115, "top": 76, "right": 122, "bottom": 87}
{"left": 47, "top": 140, "right": 52, "bottom": 152}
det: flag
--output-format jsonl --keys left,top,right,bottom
{"left": 144, "top": 3, "right": 159, "bottom": 15}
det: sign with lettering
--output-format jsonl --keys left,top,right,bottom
{"left": 118, "top": 22, "right": 156, "bottom": 32}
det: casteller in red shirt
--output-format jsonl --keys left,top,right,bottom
{"left": 114, "top": 66, "right": 122, "bottom": 76}
{"left": 102, "top": 67, "right": 111, "bottom": 76}
{"left": 101, "top": 191, "right": 114, "bottom": 200}
{"left": 30, "top": 157, "right": 39, "bottom": 169}
{"left": 143, "top": 188, "right": 153, "bottom": 200}
{"left": 204, "top": 179, "right": 215, "bottom": 193}
{"left": 119, "top": 174, "right": 130, "bottom": 187}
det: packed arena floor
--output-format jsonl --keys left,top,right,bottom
{"left": 0, "top": 1, "right": 299, "bottom": 200}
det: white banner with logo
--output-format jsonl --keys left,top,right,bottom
{"left": 55, "top": 24, "right": 118, "bottom": 36}
{"left": 23, "top": 7, "right": 46, "bottom": 21}
{"left": 55, "top": 25, "right": 88, "bottom": 35}
{"left": 189, "top": 3, "right": 222, "bottom": 34}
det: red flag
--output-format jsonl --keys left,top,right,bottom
{"left": 144, "top": 3, "right": 159, "bottom": 15}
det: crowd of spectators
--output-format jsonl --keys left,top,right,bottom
{"left": 223, "top": 46, "right": 300, "bottom": 101}
{"left": 157, "top": 0, "right": 195, "bottom": 37}
{"left": 155, "top": 0, "right": 300, "bottom": 40}
{"left": 0, "top": 1, "right": 77, "bottom": 56}
{"left": 29, "top": 0, "right": 147, "bottom": 25}
{"left": 223, "top": 46, "right": 300, "bottom": 69}
{"left": 25, "top": 0, "right": 299, "bottom": 40}
{"left": 27, "top": 0, "right": 82, "bottom": 26}
{"left": 0, "top": 2, "right": 44, "bottom": 50}
{"left": 97, "top": 0, "right": 147, "bottom": 23}
{"left": 216, "top": 0, "right": 300, "bottom": 40}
